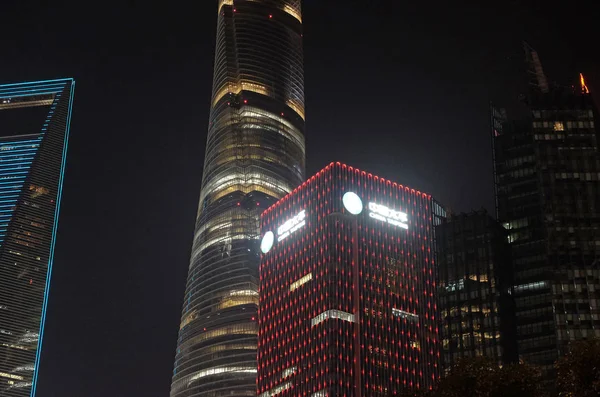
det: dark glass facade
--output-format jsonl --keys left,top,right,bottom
{"left": 436, "top": 210, "right": 517, "bottom": 371}
{"left": 0, "top": 79, "right": 75, "bottom": 396}
{"left": 492, "top": 78, "right": 600, "bottom": 376}
{"left": 170, "top": 1, "right": 305, "bottom": 396}
{"left": 258, "top": 162, "right": 441, "bottom": 396}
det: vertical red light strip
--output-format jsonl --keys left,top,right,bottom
{"left": 258, "top": 163, "right": 439, "bottom": 396}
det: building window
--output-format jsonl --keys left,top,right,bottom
{"left": 290, "top": 273, "right": 312, "bottom": 292}
{"left": 311, "top": 310, "right": 355, "bottom": 327}
{"left": 392, "top": 308, "right": 419, "bottom": 322}
{"left": 554, "top": 121, "right": 565, "bottom": 131}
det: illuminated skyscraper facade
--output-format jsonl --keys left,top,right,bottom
{"left": 0, "top": 79, "right": 75, "bottom": 396}
{"left": 492, "top": 65, "right": 600, "bottom": 377}
{"left": 436, "top": 210, "right": 517, "bottom": 370}
{"left": 258, "top": 163, "right": 442, "bottom": 396}
{"left": 170, "top": 1, "right": 305, "bottom": 396}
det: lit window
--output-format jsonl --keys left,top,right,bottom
{"left": 0, "top": 372, "right": 24, "bottom": 381}
{"left": 180, "top": 310, "right": 198, "bottom": 330}
{"left": 280, "top": 366, "right": 297, "bottom": 379}
{"left": 259, "top": 381, "right": 292, "bottom": 397}
{"left": 179, "top": 323, "right": 257, "bottom": 351}
{"left": 283, "top": 5, "right": 302, "bottom": 22}
{"left": 311, "top": 310, "right": 355, "bottom": 327}
{"left": 290, "top": 273, "right": 312, "bottom": 292}
{"left": 188, "top": 366, "right": 256, "bottom": 383}
{"left": 513, "top": 281, "right": 548, "bottom": 293}
{"left": 218, "top": 290, "right": 259, "bottom": 310}
{"left": 392, "top": 308, "right": 419, "bottom": 322}
{"left": 28, "top": 185, "right": 49, "bottom": 198}
{"left": 170, "top": 365, "right": 257, "bottom": 394}
{"left": 554, "top": 121, "right": 565, "bottom": 131}
{"left": 218, "top": 0, "right": 233, "bottom": 12}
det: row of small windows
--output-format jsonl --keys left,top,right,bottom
{"left": 503, "top": 217, "right": 529, "bottom": 230}
{"left": 501, "top": 167, "right": 535, "bottom": 179}
{"left": 506, "top": 155, "right": 535, "bottom": 168}
{"left": 532, "top": 120, "right": 595, "bottom": 130}
{"left": 535, "top": 133, "right": 565, "bottom": 141}
{"left": 532, "top": 110, "right": 594, "bottom": 119}
{"left": 555, "top": 172, "right": 600, "bottom": 181}
{"left": 514, "top": 281, "right": 548, "bottom": 294}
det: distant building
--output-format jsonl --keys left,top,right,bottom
{"left": 257, "top": 162, "right": 444, "bottom": 396}
{"left": 436, "top": 210, "right": 517, "bottom": 371}
{"left": 492, "top": 49, "right": 600, "bottom": 377}
{"left": 0, "top": 79, "right": 75, "bottom": 396}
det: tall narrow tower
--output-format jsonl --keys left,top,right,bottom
{"left": 0, "top": 79, "right": 75, "bottom": 397}
{"left": 170, "top": 1, "right": 305, "bottom": 396}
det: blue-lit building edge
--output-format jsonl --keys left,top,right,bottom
{"left": 0, "top": 79, "right": 75, "bottom": 397}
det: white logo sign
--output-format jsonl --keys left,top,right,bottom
{"left": 260, "top": 231, "right": 275, "bottom": 254}
{"left": 277, "top": 210, "right": 306, "bottom": 242}
{"left": 368, "top": 203, "right": 408, "bottom": 229}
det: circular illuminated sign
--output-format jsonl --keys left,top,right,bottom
{"left": 260, "top": 231, "right": 275, "bottom": 254}
{"left": 342, "top": 192, "right": 363, "bottom": 215}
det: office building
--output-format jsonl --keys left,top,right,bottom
{"left": 170, "top": 1, "right": 306, "bottom": 396}
{"left": 436, "top": 210, "right": 517, "bottom": 370}
{"left": 257, "top": 162, "right": 443, "bottom": 396}
{"left": 492, "top": 46, "right": 600, "bottom": 376}
{"left": 0, "top": 79, "right": 75, "bottom": 396}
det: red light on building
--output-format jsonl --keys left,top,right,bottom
{"left": 258, "top": 163, "right": 441, "bottom": 396}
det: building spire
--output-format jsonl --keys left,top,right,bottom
{"left": 523, "top": 42, "right": 549, "bottom": 94}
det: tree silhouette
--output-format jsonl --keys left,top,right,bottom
{"left": 555, "top": 339, "right": 600, "bottom": 397}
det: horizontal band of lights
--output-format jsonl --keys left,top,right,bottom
{"left": 513, "top": 280, "right": 548, "bottom": 293}
{"left": 312, "top": 390, "right": 328, "bottom": 397}
{"left": 257, "top": 366, "right": 297, "bottom": 397}
{"left": 393, "top": 308, "right": 419, "bottom": 322}
{"left": 289, "top": 273, "right": 311, "bottom": 292}
{"left": 283, "top": 5, "right": 302, "bottom": 23}
{"left": 170, "top": 365, "right": 257, "bottom": 395}
{"left": 188, "top": 366, "right": 256, "bottom": 384}
{"left": 259, "top": 381, "right": 292, "bottom": 397}
{"left": 311, "top": 310, "right": 355, "bottom": 327}
{"left": 178, "top": 323, "right": 257, "bottom": 351}
{"left": 280, "top": 366, "right": 297, "bottom": 379}
{"left": 0, "top": 372, "right": 24, "bottom": 381}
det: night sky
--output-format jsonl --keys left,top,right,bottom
{"left": 1, "top": 1, "right": 599, "bottom": 396}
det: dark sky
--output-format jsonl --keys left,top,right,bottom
{"left": 1, "top": 1, "right": 599, "bottom": 396}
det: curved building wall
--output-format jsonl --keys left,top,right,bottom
{"left": 170, "top": 1, "right": 305, "bottom": 396}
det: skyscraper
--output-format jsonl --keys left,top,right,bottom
{"left": 492, "top": 50, "right": 600, "bottom": 377}
{"left": 0, "top": 79, "right": 75, "bottom": 396}
{"left": 436, "top": 210, "right": 517, "bottom": 371}
{"left": 258, "top": 162, "right": 443, "bottom": 396}
{"left": 170, "top": 1, "right": 305, "bottom": 396}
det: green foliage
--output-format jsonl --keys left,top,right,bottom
{"left": 555, "top": 339, "right": 600, "bottom": 397}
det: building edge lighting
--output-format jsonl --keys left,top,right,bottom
{"left": 31, "top": 79, "right": 75, "bottom": 397}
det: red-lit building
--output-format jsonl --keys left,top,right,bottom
{"left": 257, "top": 162, "right": 443, "bottom": 397}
